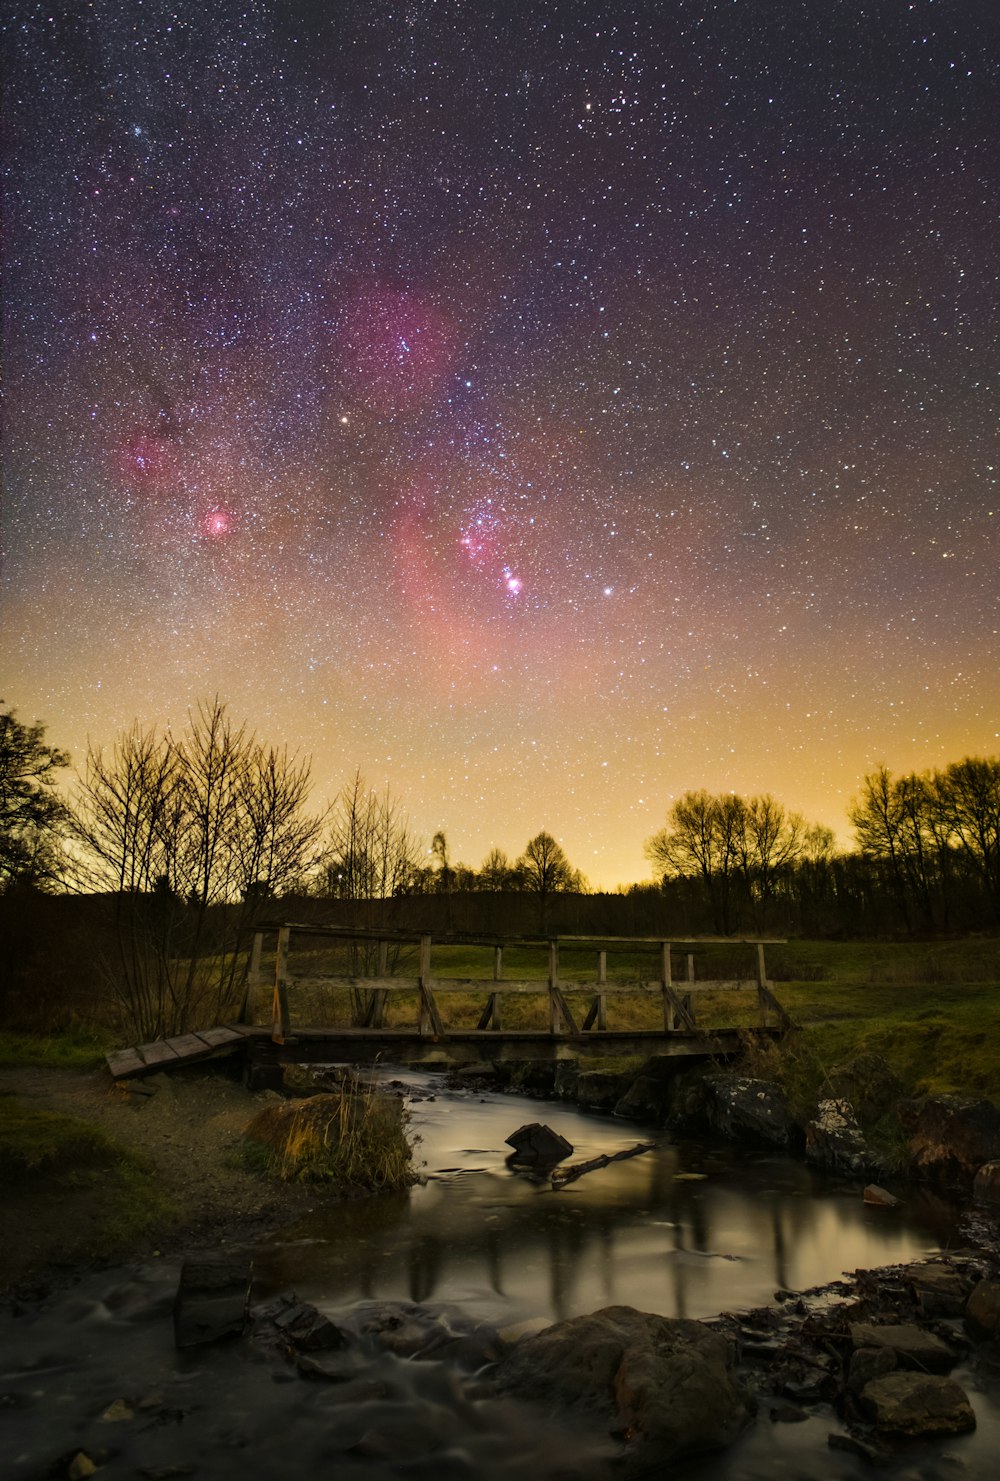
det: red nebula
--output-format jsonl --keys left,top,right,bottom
{"left": 201, "top": 507, "right": 235, "bottom": 539}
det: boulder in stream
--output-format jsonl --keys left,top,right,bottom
{"left": 973, "top": 1159, "right": 1000, "bottom": 1205}
{"left": 505, "top": 1122, "right": 573, "bottom": 1165}
{"left": 805, "top": 1099, "right": 871, "bottom": 1175}
{"left": 498, "top": 1304, "right": 750, "bottom": 1476}
{"left": 860, "top": 1372, "right": 976, "bottom": 1436}
{"left": 174, "top": 1255, "right": 252, "bottom": 1349}
{"left": 703, "top": 1074, "right": 795, "bottom": 1148}
{"left": 898, "top": 1095, "right": 1000, "bottom": 1187}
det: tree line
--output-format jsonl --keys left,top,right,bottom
{"left": 2, "top": 697, "right": 998, "bottom": 1036}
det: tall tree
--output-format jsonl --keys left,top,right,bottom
{"left": 934, "top": 757, "right": 1000, "bottom": 921}
{"left": 645, "top": 790, "right": 742, "bottom": 933}
{"left": 516, "top": 831, "right": 582, "bottom": 930}
{"left": 0, "top": 703, "right": 70, "bottom": 891}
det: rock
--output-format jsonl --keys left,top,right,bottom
{"left": 68, "top": 1454, "right": 99, "bottom": 1479}
{"left": 703, "top": 1075, "right": 795, "bottom": 1148}
{"left": 898, "top": 1096, "right": 1000, "bottom": 1187}
{"left": 505, "top": 1122, "right": 573, "bottom": 1165}
{"left": 98, "top": 1398, "right": 134, "bottom": 1422}
{"left": 553, "top": 1062, "right": 579, "bottom": 1100}
{"left": 512, "top": 1062, "right": 557, "bottom": 1095}
{"left": 966, "top": 1279, "right": 1000, "bottom": 1336}
{"left": 805, "top": 1099, "right": 871, "bottom": 1175}
{"left": 904, "top": 1261, "right": 969, "bottom": 1317}
{"left": 575, "top": 1069, "right": 633, "bottom": 1111}
{"left": 828, "top": 1431, "right": 890, "bottom": 1464}
{"left": 861, "top": 1372, "right": 976, "bottom": 1436}
{"left": 498, "top": 1304, "right": 750, "bottom": 1475}
{"left": 173, "top": 1255, "right": 252, "bottom": 1348}
{"left": 848, "top": 1322, "right": 956, "bottom": 1372}
{"left": 973, "top": 1159, "right": 1000, "bottom": 1206}
{"left": 271, "top": 1300, "right": 346, "bottom": 1352}
{"left": 847, "top": 1344, "right": 897, "bottom": 1395}
{"left": 614, "top": 1075, "right": 669, "bottom": 1122}
{"left": 864, "top": 1183, "right": 899, "bottom": 1207}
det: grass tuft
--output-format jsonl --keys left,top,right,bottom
{"left": 243, "top": 1076, "right": 413, "bottom": 1191}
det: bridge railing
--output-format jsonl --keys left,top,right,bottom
{"left": 247, "top": 924, "right": 790, "bottom": 1043}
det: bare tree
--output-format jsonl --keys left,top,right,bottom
{"left": 645, "top": 790, "right": 742, "bottom": 933}
{"left": 73, "top": 700, "right": 325, "bottom": 1039}
{"left": 933, "top": 757, "right": 1000, "bottom": 921}
{"left": 479, "top": 846, "right": 513, "bottom": 891}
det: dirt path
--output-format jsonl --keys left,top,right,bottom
{"left": 0, "top": 1062, "right": 314, "bottom": 1295}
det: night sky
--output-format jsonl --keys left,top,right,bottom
{"left": 3, "top": 0, "right": 998, "bottom": 888}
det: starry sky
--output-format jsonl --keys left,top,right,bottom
{"left": 3, "top": 0, "right": 998, "bottom": 889}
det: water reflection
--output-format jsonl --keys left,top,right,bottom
{"left": 253, "top": 1073, "right": 961, "bottom": 1327}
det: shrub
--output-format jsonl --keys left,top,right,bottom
{"left": 243, "top": 1077, "right": 412, "bottom": 1191}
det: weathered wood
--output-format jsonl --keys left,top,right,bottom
{"left": 549, "top": 985, "right": 580, "bottom": 1035}
{"left": 106, "top": 1047, "right": 146, "bottom": 1079}
{"left": 758, "top": 981, "right": 794, "bottom": 1030}
{"left": 476, "top": 991, "right": 502, "bottom": 1030}
{"left": 660, "top": 941, "right": 672, "bottom": 988}
{"left": 168, "top": 1033, "right": 216, "bottom": 1059}
{"left": 581, "top": 992, "right": 608, "bottom": 1031}
{"left": 273, "top": 924, "right": 291, "bottom": 1044}
{"left": 661, "top": 983, "right": 697, "bottom": 1033}
{"left": 687, "top": 953, "right": 695, "bottom": 983}
{"left": 136, "top": 1039, "right": 182, "bottom": 1068}
{"left": 249, "top": 931, "right": 264, "bottom": 986}
{"left": 551, "top": 1141, "right": 655, "bottom": 1188}
{"left": 197, "top": 1025, "right": 249, "bottom": 1048}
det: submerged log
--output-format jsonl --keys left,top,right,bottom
{"left": 551, "top": 1142, "right": 655, "bottom": 1188}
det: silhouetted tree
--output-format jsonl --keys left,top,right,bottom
{"left": 0, "top": 702, "right": 70, "bottom": 892}
{"left": 517, "top": 831, "right": 583, "bottom": 931}
{"left": 73, "top": 699, "right": 326, "bottom": 1037}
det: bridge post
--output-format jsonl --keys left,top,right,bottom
{"left": 492, "top": 945, "right": 503, "bottom": 1030}
{"left": 418, "top": 934, "right": 445, "bottom": 1038}
{"left": 548, "top": 939, "right": 560, "bottom": 1033}
{"left": 660, "top": 941, "right": 674, "bottom": 1030}
{"left": 596, "top": 949, "right": 607, "bottom": 1030}
{"left": 249, "top": 931, "right": 264, "bottom": 986}
{"left": 272, "top": 925, "right": 291, "bottom": 1044}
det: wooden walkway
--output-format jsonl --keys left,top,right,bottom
{"left": 105, "top": 925, "right": 792, "bottom": 1081}
{"left": 106, "top": 1024, "right": 252, "bottom": 1080}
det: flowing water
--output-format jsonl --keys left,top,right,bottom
{"left": 3, "top": 1070, "right": 999, "bottom": 1479}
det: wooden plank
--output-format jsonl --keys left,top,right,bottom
{"left": 195, "top": 1026, "right": 246, "bottom": 1048}
{"left": 106, "top": 1048, "right": 146, "bottom": 1079}
{"left": 168, "top": 1033, "right": 215, "bottom": 1059}
{"left": 136, "top": 1040, "right": 182, "bottom": 1068}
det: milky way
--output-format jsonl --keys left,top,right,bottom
{"left": 3, "top": 0, "right": 998, "bottom": 886}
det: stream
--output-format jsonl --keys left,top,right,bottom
{"left": 3, "top": 1069, "right": 999, "bottom": 1479}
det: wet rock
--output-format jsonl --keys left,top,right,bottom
{"left": 553, "top": 1062, "right": 579, "bottom": 1100}
{"left": 271, "top": 1299, "right": 346, "bottom": 1352}
{"left": 847, "top": 1344, "right": 897, "bottom": 1395}
{"left": 173, "top": 1255, "right": 252, "bottom": 1348}
{"left": 973, "top": 1159, "right": 1000, "bottom": 1206}
{"left": 498, "top": 1304, "right": 750, "bottom": 1475}
{"left": 898, "top": 1096, "right": 1000, "bottom": 1187}
{"left": 805, "top": 1098, "right": 871, "bottom": 1175}
{"left": 505, "top": 1122, "right": 573, "bottom": 1165}
{"left": 98, "top": 1398, "right": 134, "bottom": 1422}
{"left": 864, "top": 1183, "right": 899, "bottom": 1207}
{"left": 68, "top": 1455, "right": 100, "bottom": 1480}
{"left": 904, "top": 1261, "right": 969, "bottom": 1317}
{"left": 966, "top": 1279, "right": 1000, "bottom": 1336}
{"left": 848, "top": 1322, "right": 956, "bottom": 1372}
{"left": 575, "top": 1069, "right": 633, "bottom": 1111}
{"left": 511, "top": 1062, "right": 556, "bottom": 1095}
{"left": 614, "top": 1075, "right": 668, "bottom": 1122}
{"left": 769, "top": 1400, "right": 808, "bottom": 1423}
{"left": 827, "top": 1431, "right": 891, "bottom": 1464}
{"left": 703, "top": 1075, "right": 795, "bottom": 1148}
{"left": 861, "top": 1372, "right": 976, "bottom": 1436}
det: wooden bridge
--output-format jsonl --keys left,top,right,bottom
{"left": 107, "top": 924, "right": 792, "bottom": 1079}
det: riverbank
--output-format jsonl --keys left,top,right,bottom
{"left": 0, "top": 1062, "right": 318, "bottom": 1299}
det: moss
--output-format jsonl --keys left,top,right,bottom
{"left": 0, "top": 1030, "right": 108, "bottom": 1070}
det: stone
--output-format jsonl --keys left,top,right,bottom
{"left": 904, "top": 1261, "right": 969, "bottom": 1317}
{"left": 271, "top": 1300, "right": 346, "bottom": 1352}
{"left": 98, "top": 1398, "right": 135, "bottom": 1422}
{"left": 973, "top": 1159, "right": 1000, "bottom": 1206}
{"left": 703, "top": 1075, "right": 795, "bottom": 1148}
{"left": 614, "top": 1075, "right": 669, "bottom": 1122}
{"left": 847, "top": 1344, "right": 897, "bottom": 1395}
{"left": 68, "top": 1454, "right": 99, "bottom": 1479}
{"left": 864, "top": 1183, "right": 899, "bottom": 1206}
{"left": 553, "top": 1061, "right": 579, "bottom": 1100}
{"left": 575, "top": 1069, "right": 633, "bottom": 1111}
{"left": 861, "top": 1372, "right": 976, "bottom": 1436}
{"left": 805, "top": 1098, "right": 871, "bottom": 1175}
{"left": 966, "top": 1279, "right": 1000, "bottom": 1336}
{"left": 173, "top": 1255, "right": 252, "bottom": 1348}
{"left": 848, "top": 1322, "right": 955, "bottom": 1372}
{"left": 505, "top": 1122, "right": 573, "bottom": 1165}
{"left": 898, "top": 1096, "right": 1000, "bottom": 1187}
{"left": 498, "top": 1304, "right": 750, "bottom": 1476}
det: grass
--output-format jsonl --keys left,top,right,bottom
{"left": 0, "top": 1029, "right": 110, "bottom": 1069}
{"left": 243, "top": 1074, "right": 413, "bottom": 1191}
{"left": 0, "top": 1092, "right": 174, "bottom": 1248}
